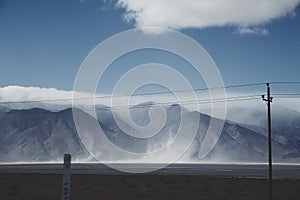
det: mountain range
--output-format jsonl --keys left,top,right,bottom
{"left": 0, "top": 103, "right": 299, "bottom": 163}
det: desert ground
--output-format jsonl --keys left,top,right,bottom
{"left": 0, "top": 173, "right": 300, "bottom": 200}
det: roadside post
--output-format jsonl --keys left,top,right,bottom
{"left": 61, "top": 153, "right": 71, "bottom": 200}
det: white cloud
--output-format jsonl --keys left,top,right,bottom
{"left": 1, "top": 85, "right": 300, "bottom": 116}
{"left": 0, "top": 86, "right": 78, "bottom": 110}
{"left": 236, "top": 27, "right": 269, "bottom": 36}
{"left": 116, "top": 0, "right": 300, "bottom": 32}
{"left": 0, "top": 85, "right": 74, "bottom": 103}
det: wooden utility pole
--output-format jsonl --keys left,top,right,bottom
{"left": 262, "top": 83, "right": 273, "bottom": 200}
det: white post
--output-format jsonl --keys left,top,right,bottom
{"left": 61, "top": 154, "right": 71, "bottom": 200}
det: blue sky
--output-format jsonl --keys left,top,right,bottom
{"left": 0, "top": 0, "right": 300, "bottom": 94}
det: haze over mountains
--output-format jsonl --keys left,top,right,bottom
{"left": 0, "top": 102, "right": 300, "bottom": 163}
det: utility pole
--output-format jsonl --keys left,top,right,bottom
{"left": 262, "top": 83, "right": 273, "bottom": 200}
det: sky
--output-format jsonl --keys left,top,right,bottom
{"left": 0, "top": 0, "right": 300, "bottom": 101}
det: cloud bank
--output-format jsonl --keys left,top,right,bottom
{"left": 1, "top": 85, "right": 300, "bottom": 113}
{"left": 116, "top": 0, "right": 300, "bottom": 33}
{"left": 0, "top": 85, "right": 74, "bottom": 103}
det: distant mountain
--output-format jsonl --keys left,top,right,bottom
{"left": 0, "top": 105, "right": 10, "bottom": 113}
{"left": 0, "top": 103, "right": 300, "bottom": 163}
{"left": 0, "top": 108, "right": 90, "bottom": 162}
{"left": 0, "top": 102, "right": 70, "bottom": 112}
{"left": 226, "top": 105, "right": 300, "bottom": 130}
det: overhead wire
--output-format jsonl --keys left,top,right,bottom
{"left": 0, "top": 82, "right": 266, "bottom": 105}
{"left": 1, "top": 82, "right": 299, "bottom": 112}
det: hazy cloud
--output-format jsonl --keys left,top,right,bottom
{"left": 79, "top": 0, "right": 87, "bottom": 4}
{"left": 1, "top": 86, "right": 300, "bottom": 113}
{"left": 236, "top": 27, "right": 270, "bottom": 36}
{"left": 115, "top": 0, "right": 300, "bottom": 32}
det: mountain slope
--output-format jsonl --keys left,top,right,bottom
{"left": 0, "top": 108, "right": 90, "bottom": 162}
{"left": 0, "top": 105, "right": 299, "bottom": 163}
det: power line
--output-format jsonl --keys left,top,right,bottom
{"left": 217, "top": 82, "right": 266, "bottom": 89}
{"left": 1, "top": 82, "right": 298, "bottom": 106}
{"left": 0, "top": 83, "right": 266, "bottom": 105}
{"left": 272, "top": 93, "right": 300, "bottom": 99}
{"left": 0, "top": 96, "right": 261, "bottom": 114}
{"left": 273, "top": 97, "right": 300, "bottom": 99}
{"left": 1, "top": 95, "right": 284, "bottom": 113}
{"left": 77, "top": 95, "right": 262, "bottom": 111}
{"left": 270, "top": 81, "right": 300, "bottom": 85}
{"left": 272, "top": 93, "right": 300, "bottom": 96}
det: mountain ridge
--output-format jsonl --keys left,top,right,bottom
{"left": 0, "top": 104, "right": 299, "bottom": 163}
